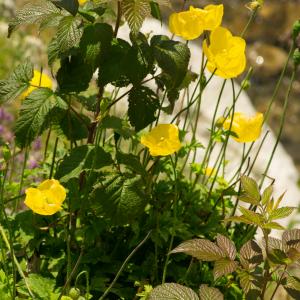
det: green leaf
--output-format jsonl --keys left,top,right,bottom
{"left": 238, "top": 271, "right": 261, "bottom": 295}
{"left": 240, "top": 176, "right": 260, "bottom": 205}
{"left": 101, "top": 115, "right": 133, "bottom": 138}
{"left": 56, "top": 54, "right": 93, "bottom": 93}
{"left": 149, "top": 283, "right": 199, "bottom": 300}
{"left": 17, "top": 274, "right": 55, "bottom": 299}
{"left": 8, "top": 1, "right": 62, "bottom": 37}
{"left": 128, "top": 86, "right": 159, "bottom": 131}
{"left": 171, "top": 239, "right": 225, "bottom": 261}
{"left": 268, "top": 249, "right": 289, "bottom": 265}
{"left": 238, "top": 194, "right": 260, "bottom": 205}
{"left": 53, "top": 109, "right": 90, "bottom": 141}
{"left": 239, "top": 206, "right": 263, "bottom": 226}
{"left": 14, "top": 88, "right": 66, "bottom": 148}
{"left": 122, "top": 0, "right": 151, "bottom": 34}
{"left": 79, "top": 23, "right": 113, "bottom": 71}
{"left": 213, "top": 259, "right": 238, "bottom": 280}
{"left": 261, "top": 184, "right": 273, "bottom": 206}
{"left": 56, "top": 16, "right": 83, "bottom": 53}
{"left": 263, "top": 222, "right": 285, "bottom": 230}
{"left": 238, "top": 206, "right": 263, "bottom": 226}
{"left": 0, "top": 60, "right": 33, "bottom": 103}
{"left": 92, "top": 174, "right": 147, "bottom": 225}
{"left": 269, "top": 207, "right": 296, "bottom": 221}
{"left": 98, "top": 38, "right": 131, "bottom": 87}
{"left": 116, "top": 151, "right": 146, "bottom": 176}
{"left": 125, "top": 32, "right": 154, "bottom": 85}
{"left": 216, "top": 234, "right": 237, "bottom": 260}
{"left": 198, "top": 285, "right": 223, "bottom": 300}
{"left": 239, "top": 240, "right": 263, "bottom": 270}
{"left": 151, "top": 35, "right": 190, "bottom": 88}
{"left": 55, "top": 145, "right": 113, "bottom": 182}
{"left": 51, "top": 0, "right": 79, "bottom": 16}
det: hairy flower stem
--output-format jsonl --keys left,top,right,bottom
{"left": 260, "top": 67, "right": 296, "bottom": 189}
{"left": 162, "top": 155, "right": 178, "bottom": 284}
{"left": 99, "top": 231, "right": 152, "bottom": 300}
{"left": 240, "top": 7, "right": 259, "bottom": 38}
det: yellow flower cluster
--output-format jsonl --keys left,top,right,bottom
{"left": 21, "top": 70, "right": 53, "bottom": 99}
{"left": 169, "top": 5, "right": 223, "bottom": 40}
{"left": 169, "top": 3, "right": 246, "bottom": 79}
{"left": 24, "top": 179, "right": 66, "bottom": 215}
{"left": 222, "top": 112, "right": 264, "bottom": 143}
{"left": 141, "top": 124, "right": 181, "bottom": 156}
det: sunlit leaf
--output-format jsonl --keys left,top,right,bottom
{"left": 239, "top": 240, "right": 263, "bottom": 270}
{"left": 198, "top": 284, "right": 223, "bottom": 300}
{"left": 149, "top": 283, "right": 199, "bottom": 300}
{"left": 213, "top": 259, "right": 238, "bottom": 280}
{"left": 269, "top": 207, "right": 296, "bottom": 221}
{"left": 240, "top": 176, "right": 260, "bottom": 204}
{"left": 216, "top": 234, "right": 237, "bottom": 260}
{"left": 171, "top": 239, "right": 225, "bottom": 261}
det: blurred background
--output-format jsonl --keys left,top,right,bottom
{"left": 1, "top": 0, "right": 300, "bottom": 171}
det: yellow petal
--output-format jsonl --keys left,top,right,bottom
{"left": 203, "top": 4, "right": 224, "bottom": 30}
{"left": 141, "top": 124, "right": 181, "bottom": 156}
{"left": 21, "top": 70, "right": 53, "bottom": 100}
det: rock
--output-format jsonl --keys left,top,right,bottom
{"left": 247, "top": 42, "right": 288, "bottom": 78}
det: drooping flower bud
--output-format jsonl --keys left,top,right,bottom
{"left": 292, "top": 20, "right": 300, "bottom": 41}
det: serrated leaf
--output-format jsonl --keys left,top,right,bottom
{"left": 171, "top": 239, "right": 225, "bottom": 261}
{"left": 128, "top": 86, "right": 159, "bottom": 131}
{"left": 55, "top": 145, "right": 113, "bottom": 182}
{"left": 122, "top": 0, "right": 151, "bottom": 34}
{"left": 56, "top": 54, "right": 93, "bottom": 93}
{"left": 51, "top": 0, "right": 79, "bottom": 16}
{"left": 198, "top": 284, "right": 223, "bottom": 300}
{"left": 263, "top": 237, "right": 283, "bottom": 251}
{"left": 151, "top": 35, "right": 190, "bottom": 89}
{"left": 269, "top": 207, "right": 296, "bottom": 221}
{"left": 239, "top": 240, "right": 263, "bottom": 270}
{"left": 216, "top": 234, "right": 237, "bottom": 260}
{"left": 238, "top": 194, "right": 260, "bottom": 205}
{"left": 213, "top": 259, "right": 238, "bottom": 280}
{"left": 101, "top": 115, "right": 133, "bottom": 138}
{"left": 14, "top": 88, "right": 66, "bottom": 148}
{"left": 263, "top": 222, "right": 285, "bottom": 230}
{"left": 274, "top": 192, "right": 286, "bottom": 210}
{"left": 8, "top": 1, "right": 62, "bottom": 37}
{"left": 79, "top": 23, "right": 113, "bottom": 71}
{"left": 268, "top": 249, "right": 289, "bottom": 265}
{"left": 116, "top": 151, "right": 146, "bottom": 176}
{"left": 238, "top": 271, "right": 261, "bottom": 295}
{"left": 261, "top": 185, "right": 273, "bottom": 206}
{"left": 283, "top": 276, "right": 300, "bottom": 299}
{"left": 56, "top": 16, "right": 83, "bottom": 53}
{"left": 0, "top": 60, "right": 33, "bottom": 103}
{"left": 240, "top": 176, "right": 260, "bottom": 204}
{"left": 282, "top": 229, "right": 300, "bottom": 251}
{"left": 238, "top": 206, "right": 263, "bottom": 226}
{"left": 92, "top": 174, "right": 147, "bottom": 225}
{"left": 98, "top": 38, "right": 131, "bottom": 87}
{"left": 225, "top": 216, "right": 255, "bottom": 225}
{"left": 149, "top": 283, "right": 199, "bottom": 300}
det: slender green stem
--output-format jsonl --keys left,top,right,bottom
{"left": 260, "top": 68, "right": 296, "bottom": 188}
{"left": 99, "top": 231, "right": 152, "bottom": 300}
{"left": 49, "top": 137, "right": 59, "bottom": 179}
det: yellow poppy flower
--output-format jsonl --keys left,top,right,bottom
{"left": 21, "top": 70, "right": 53, "bottom": 99}
{"left": 24, "top": 179, "right": 66, "bottom": 215}
{"left": 204, "top": 167, "right": 216, "bottom": 177}
{"left": 169, "top": 5, "right": 223, "bottom": 40}
{"left": 203, "top": 27, "right": 246, "bottom": 78}
{"left": 141, "top": 124, "right": 181, "bottom": 156}
{"left": 78, "top": 0, "right": 88, "bottom": 5}
{"left": 222, "top": 112, "right": 263, "bottom": 143}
